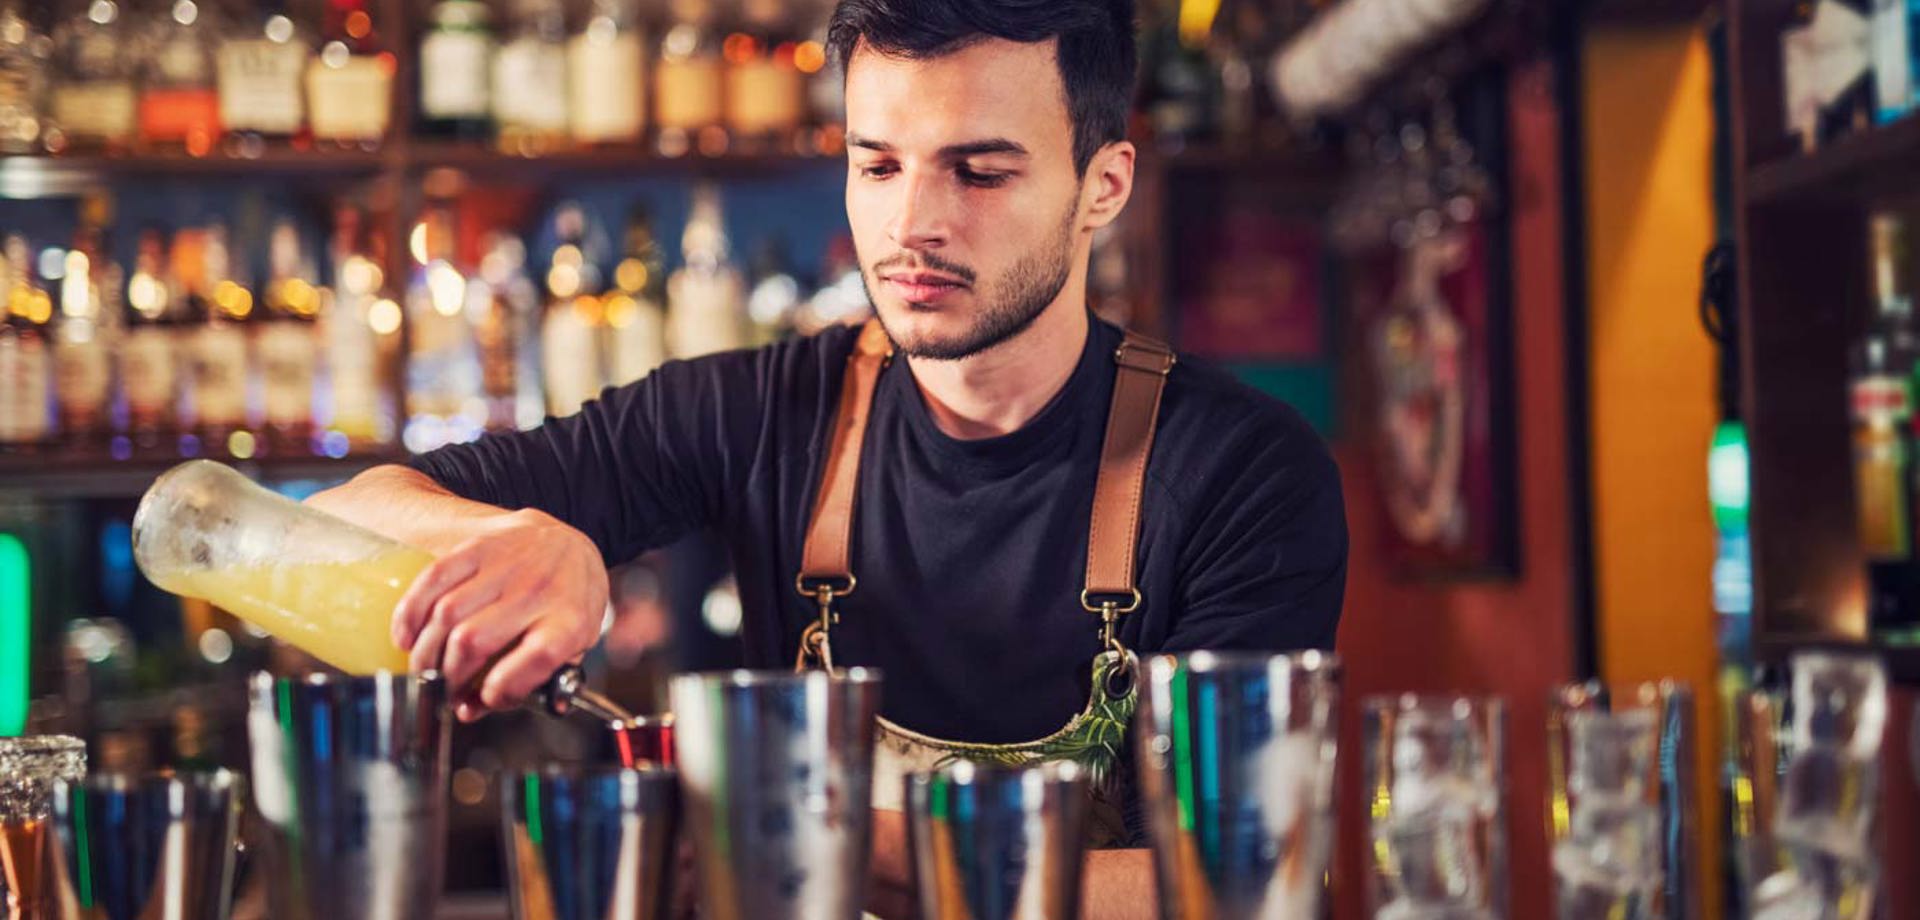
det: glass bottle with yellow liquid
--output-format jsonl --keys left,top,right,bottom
{"left": 132, "top": 460, "right": 637, "bottom": 723}
{"left": 133, "top": 459, "right": 427, "bottom": 674}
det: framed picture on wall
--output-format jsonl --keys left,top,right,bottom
{"left": 1348, "top": 215, "right": 1519, "bottom": 579}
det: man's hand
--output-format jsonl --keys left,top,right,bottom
{"left": 388, "top": 507, "right": 609, "bottom": 721}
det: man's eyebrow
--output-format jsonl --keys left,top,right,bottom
{"left": 843, "top": 134, "right": 1030, "bottom": 159}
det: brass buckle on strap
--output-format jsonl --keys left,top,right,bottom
{"left": 796, "top": 573, "right": 856, "bottom": 628}
{"left": 1081, "top": 588, "right": 1141, "bottom": 657}
{"left": 1113, "top": 343, "right": 1176, "bottom": 376}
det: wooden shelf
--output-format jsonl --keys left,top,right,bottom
{"left": 405, "top": 140, "right": 842, "bottom": 177}
{"left": 0, "top": 449, "right": 407, "bottom": 501}
{"left": 1745, "top": 115, "right": 1920, "bottom": 206}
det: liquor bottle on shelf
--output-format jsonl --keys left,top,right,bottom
{"left": 471, "top": 233, "right": 517, "bottom": 431}
{"left": 1781, "top": 0, "right": 1876, "bottom": 151}
{"left": 122, "top": 226, "right": 183, "bottom": 453}
{"left": 797, "top": 0, "right": 841, "bottom": 139}
{"left": 419, "top": 0, "right": 495, "bottom": 141}
{"left": 52, "top": 210, "right": 119, "bottom": 450}
{"left": 323, "top": 204, "right": 391, "bottom": 449}
{"left": 723, "top": 0, "right": 804, "bottom": 151}
{"left": 655, "top": 0, "right": 725, "bottom": 155}
{"left": 1856, "top": 213, "right": 1920, "bottom": 644}
{"left": 541, "top": 202, "right": 608, "bottom": 417}
{"left": 0, "top": 234, "right": 54, "bottom": 453}
{"left": 307, "top": 0, "right": 394, "bottom": 149}
{"left": 0, "top": 0, "right": 50, "bottom": 154}
{"left": 567, "top": 0, "right": 644, "bottom": 147}
{"left": 476, "top": 230, "right": 542, "bottom": 429}
{"left": 139, "top": 0, "right": 223, "bottom": 155}
{"left": 258, "top": 218, "right": 320, "bottom": 453}
{"left": 744, "top": 235, "right": 800, "bottom": 346}
{"left": 186, "top": 223, "right": 255, "bottom": 455}
{"left": 1871, "top": 0, "right": 1917, "bottom": 123}
{"left": 1138, "top": 0, "right": 1217, "bottom": 149}
{"left": 494, "top": 0, "right": 569, "bottom": 155}
{"left": 665, "top": 183, "right": 746, "bottom": 358}
{"left": 603, "top": 202, "right": 667, "bottom": 386}
{"left": 48, "top": 0, "right": 139, "bottom": 153}
{"left": 404, "top": 199, "right": 484, "bottom": 451}
{"left": 216, "top": 0, "right": 311, "bottom": 152}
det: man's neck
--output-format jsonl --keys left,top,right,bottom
{"left": 906, "top": 301, "right": 1090, "bottom": 440}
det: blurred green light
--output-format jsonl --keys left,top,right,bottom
{"left": 1708, "top": 421, "right": 1750, "bottom": 529}
{"left": 0, "top": 532, "right": 29, "bottom": 737}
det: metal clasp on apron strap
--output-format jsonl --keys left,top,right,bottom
{"left": 794, "top": 573, "right": 855, "bottom": 671}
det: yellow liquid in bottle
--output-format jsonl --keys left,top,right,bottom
{"left": 149, "top": 547, "right": 434, "bottom": 675}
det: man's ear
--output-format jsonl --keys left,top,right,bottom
{"left": 1079, "top": 140, "right": 1135, "bottom": 231}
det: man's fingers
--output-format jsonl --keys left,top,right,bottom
{"left": 392, "top": 553, "right": 481, "bottom": 651}
{"left": 407, "top": 573, "right": 507, "bottom": 673}
{"left": 441, "top": 605, "right": 535, "bottom": 693}
{"left": 477, "top": 623, "right": 584, "bottom": 711}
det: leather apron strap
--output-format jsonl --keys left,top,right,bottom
{"left": 795, "top": 319, "right": 1173, "bottom": 663}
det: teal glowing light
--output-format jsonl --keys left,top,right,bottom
{"left": 1708, "top": 421, "right": 1750, "bottom": 529}
{"left": 0, "top": 532, "right": 29, "bottom": 737}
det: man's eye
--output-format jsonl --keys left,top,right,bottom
{"left": 859, "top": 163, "right": 898, "bottom": 180}
{"left": 958, "top": 168, "right": 1009, "bottom": 188}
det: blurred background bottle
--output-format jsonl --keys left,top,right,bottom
{"left": 724, "top": 0, "right": 804, "bottom": 152}
{"left": 186, "top": 223, "right": 253, "bottom": 453}
{"left": 665, "top": 183, "right": 745, "bottom": 358}
{"left": 405, "top": 196, "right": 484, "bottom": 450}
{"left": 567, "top": 0, "right": 645, "bottom": 147}
{"left": 603, "top": 202, "right": 667, "bottom": 386}
{"left": 494, "top": 0, "right": 569, "bottom": 155}
{"left": 0, "top": 0, "right": 50, "bottom": 155}
{"left": 541, "top": 201, "right": 608, "bottom": 417}
{"left": 419, "top": 0, "right": 495, "bottom": 140}
{"left": 0, "top": 233, "right": 54, "bottom": 452}
{"left": 258, "top": 217, "right": 320, "bottom": 453}
{"left": 655, "top": 0, "right": 724, "bottom": 156}
{"left": 307, "top": 0, "right": 394, "bottom": 149}
{"left": 52, "top": 200, "right": 119, "bottom": 452}
{"left": 138, "top": 0, "right": 223, "bottom": 155}
{"left": 48, "top": 0, "right": 139, "bottom": 154}
{"left": 216, "top": 0, "right": 311, "bottom": 154}
{"left": 120, "top": 226, "right": 182, "bottom": 453}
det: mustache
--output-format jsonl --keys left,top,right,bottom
{"left": 872, "top": 250, "right": 978, "bottom": 285}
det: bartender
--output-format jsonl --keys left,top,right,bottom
{"left": 309, "top": 0, "right": 1347, "bottom": 915}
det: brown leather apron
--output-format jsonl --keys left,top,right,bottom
{"left": 791, "top": 318, "right": 1173, "bottom": 846}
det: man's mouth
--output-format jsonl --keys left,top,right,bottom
{"left": 880, "top": 272, "right": 969, "bottom": 303}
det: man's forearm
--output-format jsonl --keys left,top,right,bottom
{"left": 307, "top": 464, "right": 513, "bottom": 556}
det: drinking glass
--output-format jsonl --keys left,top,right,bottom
{"left": 1364, "top": 695, "right": 1506, "bottom": 920}
{"left": 0, "top": 736, "right": 86, "bottom": 919}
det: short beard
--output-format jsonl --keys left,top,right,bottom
{"left": 864, "top": 205, "right": 1077, "bottom": 361}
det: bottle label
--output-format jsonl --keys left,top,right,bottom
{"left": 0, "top": 331, "right": 50, "bottom": 442}
{"left": 725, "top": 58, "right": 802, "bottom": 135}
{"left": 53, "top": 336, "right": 112, "bottom": 427}
{"left": 1854, "top": 374, "right": 1914, "bottom": 560}
{"left": 665, "top": 270, "right": 745, "bottom": 359}
{"left": 218, "top": 39, "right": 310, "bottom": 133}
{"left": 139, "top": 89, "right": 222, "bottom": 143}
{"left": 420, "top": 31, "right": 493, "bottom": 119}
{"left": 307, "top": 56, "right": 393, "bottom": 140}
{"left": 121, "top": 326, "right": 178, "bottom": 417}
{"left": 566, "top": 32, "right": 644, "bottom": 141}
{"left": 494, "top": 39, "right": 569, "bottom": 132}
{"left": 52, "top": 82, "right": 139, "bottom": 141}
{"left": 191, "top": 324, "right": 250, "bottom": 427}
{"left": 258, "top": 321, "right": 317, "bottom": 427}
{"left": 655, "top": 56, "right": 723, "bottom": 130}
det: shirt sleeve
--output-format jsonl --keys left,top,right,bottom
{"left": 1160, "top": 428, "right": 1348, "bottom": 653}
{"left": 407, "top": 349, "right": 770, "bottom": 566}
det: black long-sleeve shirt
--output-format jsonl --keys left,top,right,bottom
{"left": 412, "top": 316, "right": 1346, "bottom": 743}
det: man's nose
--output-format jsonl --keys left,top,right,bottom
{"left": 886, "top": 169, "right": 954, "bottom": 251}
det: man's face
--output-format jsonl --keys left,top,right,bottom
{"left": 843, "top": 37, "right": 1085, "bottom": 360}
